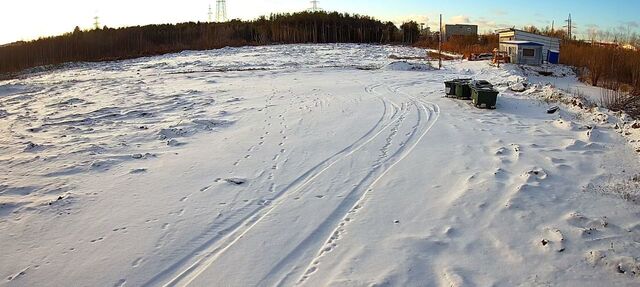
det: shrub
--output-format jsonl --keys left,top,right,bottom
{"left": 415, "top": 34, "right": 498, "bottom": 58}
{"left": 600, "top": 87, "right": 640, "bottom": 118}
{"left": 561, "top": 41, "right": 640, "bottom": 90}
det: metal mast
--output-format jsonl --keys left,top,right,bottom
{"left": 564, "top": 13, "right": 576, "bottom": 40}
{"left": 216, "top": 0, "right": 227, "bottom": 22}
{"left": 310, "top": 0, "right": 320, "bottom": 12}
{"left": 438, "top": 14, "right": 442, "bottom": 69}
{"left": 93, "top": 15, "right": 100, "bottom": 29}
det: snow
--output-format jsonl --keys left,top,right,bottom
{"left": 501, "top": 40, "right": 544, "bottom": 46}
{"left": 1, "top": 44, "right": 640, "bottom": 287}
{"left": 385, "top": 61, "right": 434, "bottom": 71}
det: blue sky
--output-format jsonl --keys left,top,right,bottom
{"left": 1, "top": 0, "right": 638, "bottom": 44}
{"left": 327, "top": 0, "right": 640, "bottom": 34}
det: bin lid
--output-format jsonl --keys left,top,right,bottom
{"left": 446, "top": 78, "right": 471, "bottom": 82}
{"left": 472, "top": 86, "right": 498, "bottom": 92}
{"left": 472, "top": 80, "right": 493, "bottom": 87}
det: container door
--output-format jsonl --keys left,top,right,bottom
{"left": 547, "top": 51, "right": 559, "bottom": 64}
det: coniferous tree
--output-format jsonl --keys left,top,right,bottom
{"left": 0, "top": 11, "right": 409, "bottom": 74}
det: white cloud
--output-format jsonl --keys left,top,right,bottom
{"left": 389, "top": 15, "right": 431, "bottom": 25}
{"left": 450, "top": 15, "right": 471, "bottom": 24}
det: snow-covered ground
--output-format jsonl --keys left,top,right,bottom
{"left": 1, "top": 44, "right": 640, "bottom": 287}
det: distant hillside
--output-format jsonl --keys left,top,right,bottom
{"left": 0, "top": 12, "right": 421, "bottom": 74}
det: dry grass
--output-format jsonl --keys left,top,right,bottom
{"left": 562, "top": 42, "right": 640, "bottom": 92}
{"left": 600, "top": 87, "right": 640, "bottom": 118}
{"left": 587, "top": 174, "right": 640, "bottom": 204}
{"left": 426, "top": 51, "right": 457, "bottom": 61}
{"left": 415, "top": 34, "right": 498, "bottom": 59}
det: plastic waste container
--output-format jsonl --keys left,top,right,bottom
{"left": 445, "top": 79, "right": 471, "bottom": 98}
{"left": 471, "top": 83, "right": 499, "bottom": 109}
{"left": 444, "top": 80, "right": 457, "bottom": 97}
{"left": 454, "top": 79, "right": 473, "bottom": 99}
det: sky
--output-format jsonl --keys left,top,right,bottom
{"left": 1, "top": 0, "right": 639, "bottom": 45}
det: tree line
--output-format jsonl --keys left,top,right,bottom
{"left": 0, "top": 12, "right": 422, "bottom": 74}
{"left": 417, "top": 24, "right": 638, "bottom": 92}
{"left": 416, "top": 34, "right": 499, "bottom": 57}
{"left": 509, "top": 25, "right": 639, "bottom": 98}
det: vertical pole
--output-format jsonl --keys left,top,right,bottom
{"left": 439, "top": 14, "right": 442, "bottom": 70}
{"left": 93, "top": 15, "right": 100, "bottom": 30}
{"left": 568, "top": 14, "right": 572, "bottom": 40}
{"left": 567, "top": 14, "right": 570, "bottom": 39}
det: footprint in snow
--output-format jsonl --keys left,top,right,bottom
{"left": 129, "top": 168, "right": 147, "bottom": 174}
{"left": 90, "top": 237, "right": 104, "bottom": 243}
{"left": 540, "top": 227, "right": 565, "bottom": 253}
{"left": 225, "top": 178, "right": 247, "bottom": 185}
{"left": 131, "top": 257, "right": 143, "bottom": 267}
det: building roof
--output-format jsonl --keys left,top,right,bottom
{"left": 445, "top": 24, "right": 478, "bottom": 27}
{"left": 496, "top": 28, "right": 518, "bottom": 33}
{"left": 500, "top": 40, "right": 544, "bottom": 46}
{"left": 496, "top": 28, "right": 561, "bottom": 41}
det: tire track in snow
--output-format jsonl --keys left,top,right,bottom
{"left": 248, "top": 82, "right": 438, "bottom": 285}
{"left": 290, "top": 90, "right": 440, "bottom": 285}
{"left": 248, "top": 92, "right": 416, "bottom": 286}
{"left": 145, "top": 84, "right": 403, "bottom": 287}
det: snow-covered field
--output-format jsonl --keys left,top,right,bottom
{"left": 2, "top": 44, "right": 640, "bottom": 286}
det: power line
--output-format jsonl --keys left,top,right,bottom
{"left": 93, "top": 15, "right": 100, "bottom": 30}
{"left": 564, "top": 13, "right": 576, "bottom": 39}
{"left": 309, "top": 0, "right": 322, "bottom": 12}
{"left": 216, "top": 0, "right": 227, "bottom": 22}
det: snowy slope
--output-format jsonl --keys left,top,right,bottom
{"left": 1, "top": 44, "right": 639, "bottom": 287}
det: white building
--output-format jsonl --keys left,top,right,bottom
{"left": 497, "top": 28, "right": 561, "bottom": 64}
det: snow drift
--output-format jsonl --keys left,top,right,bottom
{"left": 1, "top": 44, "right": 639, "bottom": 287}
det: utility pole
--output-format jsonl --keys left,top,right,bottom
{"left": 93, "top": 15, "right": 100, "bottom": 30}
{"left": 216, "top": 0, "right": 227, "bottom": 22}
{"left": 439, "top": 14, "right": 442, "bottom": 69}
{"left": 309, "top": 0, "right": 321, "bottom": 12}
{"left": 564, "top": 13, "right": 576, "bottom": 40}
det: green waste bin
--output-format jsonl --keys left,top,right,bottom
{"left": 444, "top": 80, "right": 457, "bottom": 97}
{"left": 473, "top": 80, "right": 493, "bottom": 89}
{"left": 471, "top": 84, "right": 499, "bottom": 109}
{"left": 444, "top": 79, "right": 471, "bottom": 97}
{"left": 455, "top": 80, "right": 472, "bottom": 99}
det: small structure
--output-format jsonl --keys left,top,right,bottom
{"left": 444, "top": 24, "right": 478, "bottom": 41}
{"left": 500, "top": 41, "right": 543, "bottom": 65}
{"left": 497, "top": 28, "right": 561, "bottom": 64}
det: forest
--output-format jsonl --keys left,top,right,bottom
{"left": 0, "top": 12, "right": 420, "bottom": 75}
{"left": 2, "top": 10, "right": 638, "bottom": 116}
